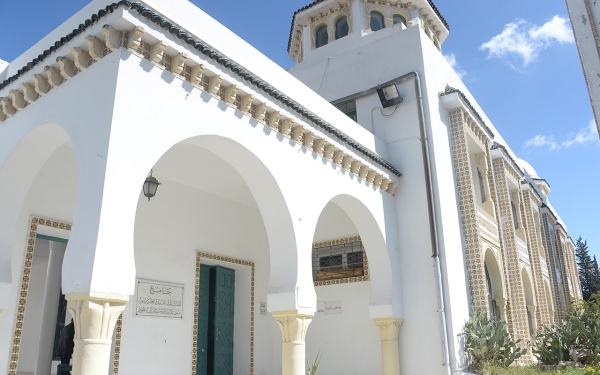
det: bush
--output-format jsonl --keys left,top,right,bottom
{"left": 533, "top": 295, "right": 600, "bottom": 366}
{"left": 460, "top": 309, "right": 527, "bottom": 372}
{"left": 481, "top": 364, "right": 600, "bottom": 375}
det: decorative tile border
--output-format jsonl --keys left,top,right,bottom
{"left": 193, "top": 252, "right": 255, "bottom": 375}
{"left": 7, "top": 217, "right": 123, "bottom": 375}
{"left": 8, "top": 217, "right": 71, "bottom": 375}
{"left": 492, "top": 159, "right": 531, "bottom": 362}
{"left": 448, "top": 108, "right": 489, "bottom": 313}
{"left": 312, "top": 236, "right": 370, "bottom": 286}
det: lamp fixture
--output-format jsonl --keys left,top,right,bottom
{"left": 376, "top": 83, "right": 403, "bottom": 109}
{"left": 143, "top": 170, "right": 161, "bottom": 201}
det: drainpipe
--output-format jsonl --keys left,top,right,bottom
{"left": 333, "top": 72, "right": 452, "bottom": 375}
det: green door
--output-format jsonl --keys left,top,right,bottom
{"left": 196, "top": 265, "right": 235, "bottom": 375}
{"left": 213, "top": 266, "right": 235, "bottom": 375}
{"left": 197, "top": 265, "right": 211, "bottom": 375}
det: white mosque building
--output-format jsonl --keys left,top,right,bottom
{"left": 0, "top": 1, "right": 581, "bottom": 375}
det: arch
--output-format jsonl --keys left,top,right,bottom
{"left": 315, "top": 24, "right": 329, "bottom": 48}
{"left": 522, "top": 267, "right": 536, "bottom": 335}
{"left": 370, "top": 11, "right": 385, "bottom": 32}
{"left": 0, "top": 123, "right": 75, "bottom": 284}
{"left": 136, "top": 135, "right": 304, "bottom": 306}
{"left": 393, "top": 14, "right": 406, "bottom": 27}
{"left": 310, "top": 194, "right": 395, "bottom": 312}
{"left": 335, "top": 16, "right": 349, "bottom": 39}
{"left": 484, "top": 248, "right": 505, "bottom": 319}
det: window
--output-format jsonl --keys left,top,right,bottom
{"left": 485, "top": 264, "right": 499, "bottom": 320}
{"left": 370, "top": 11, "right": 385, "bottom": 32}
{"left": 335, "top": 16, "right": 349, "bottom": 39}
{"left": 477, "top": 170, "right": 486, "bottom": 203}
{"left": 511, "top": 202, "right": 519, "bottom": 230}
{"left": 313, "top": 239, "right": 365, "bottom": 282}
{"left": 393, "top": 14, "right": 406, "bottom": 27}
{"left": 315, "top": 25, "right": 329, "bottom": 48}
{"left": 334, "top": 99, "right": 357, "bottom": 122}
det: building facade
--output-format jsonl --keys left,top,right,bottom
{"left": 0, "top": 0, "right": 581, "bottom": 374}
{"left": 566, "top": 0, "right": 600, "bottom": 137}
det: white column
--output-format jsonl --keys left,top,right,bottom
{"left": 272, "top": 309, "right": 313, "bottom": 375}
{"left": 35, "top": 241, "right": 66, "bottom": 375}
{"left": 67, "top": 293, "right": 127, "bottom": 375}
{"left": 374, "top": 318, "right": 403, "bottom": 375}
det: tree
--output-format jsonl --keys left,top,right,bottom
{"left": 575, "top": 236, "right": 598, "bottom": 300}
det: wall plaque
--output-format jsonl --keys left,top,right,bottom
{"left": 135, "top": 279, "right": 184, "bottom": 319}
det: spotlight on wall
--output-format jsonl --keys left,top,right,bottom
{"left": 143, "top": 170, "right": 161, "bottom": 201}
{"left": 376, "top": 83, "right": 403, "bottom": 109}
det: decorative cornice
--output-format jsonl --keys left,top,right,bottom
{"left": 287, "top": 0, "right": 449, "bottom": 54}
{"left": 490, "top": 142, "right": 524, "bottom": 179}
{"left": 441, "top": 85, "right": 494, "bottom": 139}
{"left": 0, "top": 1, "right": 401, "bottom": 181}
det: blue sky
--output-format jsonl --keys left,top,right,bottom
{"left": 0, "top": 0, "right": 598, "bottom": 257}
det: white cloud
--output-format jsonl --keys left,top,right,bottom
{"left": 444, "top": 53, "right": 467, "bottom": 79}
{"left": 524, "top": 120, "right": 599, "bottom": 150}
{"left": 562, "top": 120, "right": 598, "bottom": 147}
{"left": 524, "top": 135, "right": 559, "bottom": 150}
{"left": 480, "top": 15, "right": 574, "bottom": 66}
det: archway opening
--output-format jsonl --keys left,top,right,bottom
{"left": 484, "top": 249, "right": 504, "bottom": 320}
{"left": 0, "top": 124, "right": 79, "bottom": 375}
{"left": 124, "top": 136, "right": 298, "bottom": 375}
{"left": 522, "top": 268, "right": 536, "bottom": 337}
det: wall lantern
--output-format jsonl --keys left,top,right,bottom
{"left": 376, "top": 83, "right": 403, "bottom": 109}
{"left": 143, "top": 170, "right": 161, "bottom": 201}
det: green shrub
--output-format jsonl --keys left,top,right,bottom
{"left": 460, "top": 309, "right": 527, "bottom": 372}
{"left": 533, "top": 296, "right": 600, "bottom": 366}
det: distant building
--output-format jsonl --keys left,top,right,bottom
{"left": 0, "top": 1, "right": 581, "bottom": 375}
{"left": 566, "top": 0, "right": 600, "bottom": 138}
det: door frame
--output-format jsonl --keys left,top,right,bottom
{"left": 193, "top": 252, "right": 255, "bottom": 375}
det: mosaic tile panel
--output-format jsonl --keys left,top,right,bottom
{"left": 193, "top": 252, "right": 255, "bottom": 375}
{"left": 312, "top": 236, "right": 370, "bottom": 286}
{"left": 520, "top": 191, "right": 551, "bottom": 328}
{"left": 541, "top": 213, "right": 563, "bottom": 321}
{"left": 554, "top": 229, "right": 572, "bottom": 303}
{"left": 448, "top": 109, "right": 489, "bottom": 314}
{"left": 113, "top": 314, "right": 123, "bottom": 374}
{"left": 492, "top": 159, "right": 531, "bottom": 361}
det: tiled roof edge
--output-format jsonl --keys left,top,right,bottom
{"left": 441, "top": 85, "right": 495, "bottom": 139}
{"left": 0, "top": 1, "right": 402, "bottom": 177}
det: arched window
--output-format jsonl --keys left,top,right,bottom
{"left": 335, "top": 16, "right": 349, "bottom": 39}
{"left": 370, "top": 11, "right": 385, "bottom": 32}
{"left": 393, "top": 14, "right": 406, "bottom": 27}
{"left": 485, "top": 264, "right": 499, "bottom": 320}
{"left": 315, "top": 25, "right": 329, "bottom": 48}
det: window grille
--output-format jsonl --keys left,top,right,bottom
{"left": 334, "top": 99, "right": 357, "bottom": 122}
{"left": 159, "top": 53, "right": 172, "bottom": 71}
{"left": 312, "top": 238, "right": 368, "bottom": 284}
{"left": 182, "top": 65, "right": 192, "bottom": 82}
{"left": 137, "top": 41, "right": 151, "bottom": 59}
{"left": 201, "top": 74, "right": 210, "bottom": 91}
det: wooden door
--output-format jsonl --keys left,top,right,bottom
{"left": 213, "top": 266, "right": 235, "bottom": 375}
{"left": 196, "top": 265, "right": 211, "bottom": 375}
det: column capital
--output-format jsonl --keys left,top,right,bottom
{"left": 66, "top": 292, "right": 128, "bottom": 375}
{"left": 373, "top": 317, "right": 403, "bottom": 341}
{"left": 272, "top": 309, "right": 314, "bottom": 343}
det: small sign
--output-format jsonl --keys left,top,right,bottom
{"left": 316, "top": 301, "right": 342, "bottom": 316}
{"left": 136, "top": 279, "right": 184, "bottom": 319}
{"left": 260, "top": 302, "right": 267, "bottom": 315}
